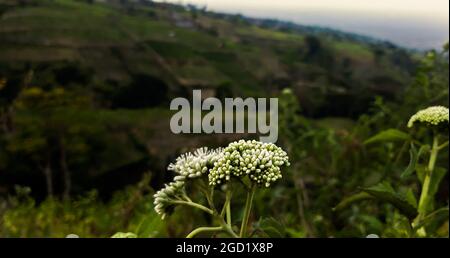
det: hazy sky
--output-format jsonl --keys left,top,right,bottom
{"left": 155, "top": 0, "right": 449, "bottom": 49}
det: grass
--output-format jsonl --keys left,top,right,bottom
{"left": 146, "top": 40, "right": 198, "bottom": 59}
{"left": 0, "top": 2, "right": 127, "bottom": 45}
{"left": 176, "top": 64, "right": 229, "bottom": 86}
{"left": 0, "top": 45, "right": 79, "bottom": 62}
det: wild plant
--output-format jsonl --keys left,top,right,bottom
{"left": 337, "top": 106, "right": 449, "bottom": 237}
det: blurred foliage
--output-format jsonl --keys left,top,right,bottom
{"left": 0, "top": 44, "right": 448, "bottom": 238}
{"left": 0, "top": 174, "right": 169, "bottom": 238}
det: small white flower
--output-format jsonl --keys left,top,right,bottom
{"left": 168, "top": 147, "right": 223, "bottom": 179}
{"left": 153, "top": 180, "right": 186, "bottom": 219}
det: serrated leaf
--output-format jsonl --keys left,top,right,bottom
{"left": 361, "top": 181, "right": 418, "bottom": 220}
{"left": 333, "top": 192, "right": 373, "bottom": 212}
{"left": 416, "top": 165, "right": 427, "bottom": 184}
{"left": 403, "top": 188, "right": 418, "bottom": 209}
{"left": 401, "top": 144, "right": 429, "bottom": 179}
{"left": 364, "top": 129, "right": 410, "bottom": 145}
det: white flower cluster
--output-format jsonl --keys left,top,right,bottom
{"left": 208, "top": 140, "right": 290, "bottom": 187}
{"left": 407, "top": 106, "right": 449, "bottom": 128}
{"left": 168, "top": 147, "right": 223, "bottom": 180}
{"left": 153, "top": 180, "right": 185, "bottom": 219}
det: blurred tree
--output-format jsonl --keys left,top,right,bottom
{"left": 5, "top": 87, "right": 96, "bottom": 199}
{"left": 403, "top": 43, "right": 449, "bottom": 109}
{"left": 302, "top": 36, "right": 335, "bottom": 70}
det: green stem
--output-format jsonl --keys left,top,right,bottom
{"left": 186, "top": 216, "right": 239, "bottom": 238}
{"left": 182, "top": 193, "right": 192, "bottom": 202}
{"left": 394, "top": 141, "right": 409, "bottom": 165}
{"left": 203, "top": 188, "right": 216, "bottom": 211}
{"left": 218, "top": 219, "right": 239, "bottom": 238}
{"left": 417, "top": 134, "right": 439, "bottom": 215}
{"left": 174, "top": 188, "right": 239, "bottom": 238}
{"left": 239, "top": 185, "right": 256, "bottom": 238}
{"left": 220, "top": 185, "right": 231, "bottom": 218}
{"left": 170, "top": 200, "right": 214, "bottom": 215}
{"left": 186, "top": 226, "right": 223, "bottom": 238}
{"left": 210, "top": 188, "right": 215, "bottom": 205}
{"left": 226, "top": 201, "right": 231, "bottom": 226}
{"left": 219, "top": 186, "right": 232, "bottom": 224}
{"left": 225, "top": 227, "right": 239, "bottom": 238}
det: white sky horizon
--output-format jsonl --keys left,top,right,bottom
{"left": 154, "top": 0, "right": 449, "bottom": 50}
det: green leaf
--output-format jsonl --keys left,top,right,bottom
{"left": 111, "top": 232, "right": 138, "bottom": 238}
{"left": 416, "top": 165, "right": 427, "bottom": 184}
{"left": 358, "top": 215, "right": 384, "bottom": 232}
{"left": 361, "top": 181, "right": 418, "bottom": 220}
{"left": 333, "top": 192, "right": 373, "bottom": 212}
{"left": 403, "top": 188, "right": 418, "bottom": 209}
{"left": 428, "top": 167, "right": 447, "bottom": 199}
{"left": 135, "top": 211, "right": 166, "bottom": 237}
{"left": 364, "top": 129, "right": 410, "bottom": 145}
{"left": 285, "top": 227, "right": 307, "bottom": 238}
{"left": 254, "top": 217, "right": 286, "bottom": 238}
{"left": 401, "top": 144, "right": 429, "bottom": 179}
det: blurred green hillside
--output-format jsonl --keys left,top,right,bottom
{"left": 0, "top": 0, "right": 448, "bottom": 238}
{"left": 0, "top": 0, "right": 416, "bottom": 107}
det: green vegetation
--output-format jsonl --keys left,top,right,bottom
{"left": 151, "top": 140, "right": 289, "bottom": 238}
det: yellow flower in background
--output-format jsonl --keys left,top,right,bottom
{"left": 0, "top": 78, "right": 6, "bottom": 90}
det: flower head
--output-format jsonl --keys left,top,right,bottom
{"left": 168, "top": 147, "right": 223, "bottom": 179}
{"left": 209, "top": 140, "right": 290, "bottom": 187}
{"left": 407, "top": 106, "right": 449, "bottom": 128}
{"left": 153, "top": 180, "right": 185, "bottom": 219}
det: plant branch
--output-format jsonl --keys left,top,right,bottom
{"left": 418, "top": 134, "right": 439, "bottom": 216}
{"left": 437, "top": 141, "right": 449, "bottom": 150}
{"left": 226, "top": 190, "right": 232, "bottom": 226}
{"left": 217, "top": 219, "right": 239, "bottom": 238}
{"left": 170, "top": 200, "right": 214, "bottom": 215}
